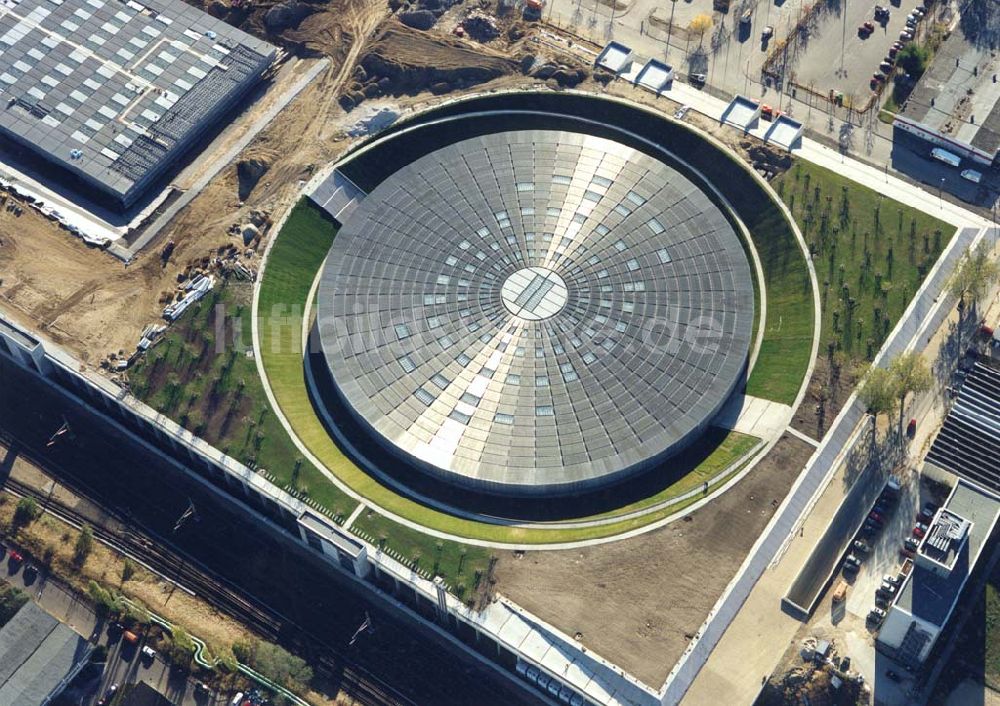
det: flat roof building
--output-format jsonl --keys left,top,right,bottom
{"left": 0, "top": 600, "right": 93, "bottom": 705}
{"left": 0, "top": 0, "right": 275, "bottom": 209}
{"left": 925, "top": 360, "right": 1000, "bottom": 495}
{"left": 877, "top": 479, "right": 1000, "bottom": 665}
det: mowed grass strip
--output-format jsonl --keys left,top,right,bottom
{"left": 257, "top": 200, "right": 766, "bottom": 547}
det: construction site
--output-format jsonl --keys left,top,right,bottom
{"left": 3, "top": 0, "right": 998, "bottom": 701}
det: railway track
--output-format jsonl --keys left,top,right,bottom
{"left": 0, "top": 448, "right": 414, "bottom": 706}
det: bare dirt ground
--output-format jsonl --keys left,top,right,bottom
{"left": 791, "top": 356, "right": 861, "bottom": 442}
{"left": 0, "top": 0, "right": 540, "bottom": 364}
{"left": 495, "top": 433, "right": 815, "bottom": 687}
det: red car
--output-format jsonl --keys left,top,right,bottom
{"left": 913, "top": 524, "right": 926, "bottom": 538}
{"left": 8, "top": 550, "right": 22, "bottom": 563}
{"left": 859, "top": 21, "right": 875, "bottom": 36}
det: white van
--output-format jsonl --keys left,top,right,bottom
{"left": 230, "top": 693, "right": 244, "bottom": 706}
{"left": 961, "top": 168, "right": 983, "bottom": 183}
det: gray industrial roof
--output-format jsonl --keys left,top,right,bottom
{"left": 0, "top": 600, "right": 92, "bottom": 705}
{"left": 316, "top": 129, "right": 755, "bottom": 496}
{"left": 926, "top": 361, "right": 1000, "bottom": 495}
{"left": 0, "top": 0, "right": 274, "bottom": 206}
{"left": 895, "top": 480, "right": 1000, "bottom": 626}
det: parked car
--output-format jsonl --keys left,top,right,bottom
{"left": 923, "top": 500, "right": 940, "bottom": 515}
{"left": 880, "top": 61, "right": 894, "bottom": 74}
{"left": 913, "top": 6, "right": 926, "bottom": 16}
{"left": 761, "top": 104, "right": 776, "bottom": 120}
{"left": 740, "top": 10, "right": 752, "bottom": 25}
{"left": 689, "top": 73, "right": 707, "bottom": 86}
{"left": 859, "top": 21, "right": 875, "bottom": 36}
{"left": 904, "top": 537, "right": 920, "bottom": 552}
{"left": 674, "top": 105, "right": 691, "bottom": 120}
{"left": 889, "top": 45, "right": 900, "bottom": 58}
{"left": 913, "top": 522, "right": 929, "bottom": 538}
{"left": 141, "top": 645, "right": 157, "bottom": 660}
{"left": 900, "top": 29, "right": 914, "bottom": 41}
{"left": 854, "top": 539, "right": 871, "bottom": 555}
{"left": 874, "top": 5, "right": 889, "bottom": 19}
{"left": 872, "top": 72, "right": 886, "bottom": 83}
{"left": 868, "top": 607, "right": 887, "bottom": 623}
{"left": 869, "top": 510, "right": 884, "bottom": 524}
{"left": 862, "top": 520, "right": 879, "bottom": 536}
{"left": 762, "top": 25, "right": 774, "bottom": 39}
{"left": 875, "top": 594, "right": 891, "bottom": 608}
{"left": 883, "top": 574, "right": 901, "bottom": 587}
{"left": 8, "top": 550, "right": 22, "bottom": 564}
{"left": 879, "top": 580, "right": 898, "bottom": 596}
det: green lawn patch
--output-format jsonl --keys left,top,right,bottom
{"left": 772, "top": 161, "right": 951, "bottom": 364}
{"left": 129, "top": 218, "right": 353, "bottom": 518}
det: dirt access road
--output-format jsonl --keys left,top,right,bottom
{"left": 0, "top": 0, "right": 385, "bottom": 362}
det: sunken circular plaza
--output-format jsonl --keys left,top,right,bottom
{"left": 315, "top": 128, "right": 755, "bottom": 497}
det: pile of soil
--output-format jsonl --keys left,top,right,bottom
{"left": 237, "top": 157, "right": 271, "bottom": 201}
{"left": 343, "top": 23, "right": 518, "bottom": 107}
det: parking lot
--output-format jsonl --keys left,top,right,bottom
{"left": 790, "top": 0, "right": 930, "bottom": 101}
{"left": 545, "top": 0, "right": 810, "bottom": 95}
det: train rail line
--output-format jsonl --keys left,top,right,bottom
{"left": 0, "top": 437, "right": 414, "bottom": 706}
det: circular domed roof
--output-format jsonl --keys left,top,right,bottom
{"left": 316, "top": 129, "right": 754, "bottom": 496}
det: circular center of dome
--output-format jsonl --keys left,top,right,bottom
{"left": 499, "top": 266, "right": 568, "bottom": 321}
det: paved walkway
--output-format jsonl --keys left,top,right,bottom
{"left": 673, "top": 226, "right": 997, "bottom": 705}
{"left": 630, "top": 78, "right": 991, "bottom": 230}
{"left": 715, "top": 394, "right": 793, "bottom": 441}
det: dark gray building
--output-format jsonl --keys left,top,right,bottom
{"left": 0, "top": 600, "right": 93, "bottom": 705}
{"left": 0, "top": 0, "right": 275, "bottom": 208}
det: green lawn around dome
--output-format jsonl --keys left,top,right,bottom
{"left": 253, "top": 200, "right": 767, "bottom": 543}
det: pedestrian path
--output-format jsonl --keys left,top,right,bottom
{"left": 714, "top": 394, "right": 792, "bottom": 442}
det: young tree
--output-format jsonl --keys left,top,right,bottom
{"left": 949, "top": 241, "right": 1000, "bottom": 328}
{"left": 688, "top": 13, "right": 713, "bottom": 45}
{"left": 896, "top": 43, "right": 931, "bottom": 78}
{"left": 858, "top": 365, "right": 898, "bottom": 423}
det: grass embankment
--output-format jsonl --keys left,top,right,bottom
{"left": 772, "top": 161, "right": 951, "bottom": 363}
{"left": 692, "top": 152, "right": 815, "bottom": 405}
{"left": 129, "top": 276, "right": 353, "bottom": 517}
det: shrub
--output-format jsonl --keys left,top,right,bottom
{"left": 73, "top": 525, "right": 94, "bottom": 568}
{"left": 167, "top": 626, "right": 196, "bottom": 667}
{"left": 232, "top": 639, "right": 312, "bottom": 689}
{"left": 0, "top": 583, "right": 28, "bottom": 626}
{"left": 12, "top": 497, "right": 40, "bottom": 530}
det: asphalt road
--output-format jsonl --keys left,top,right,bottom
{"left": 0, "top": 355, "right": 533, "bottom": 706}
